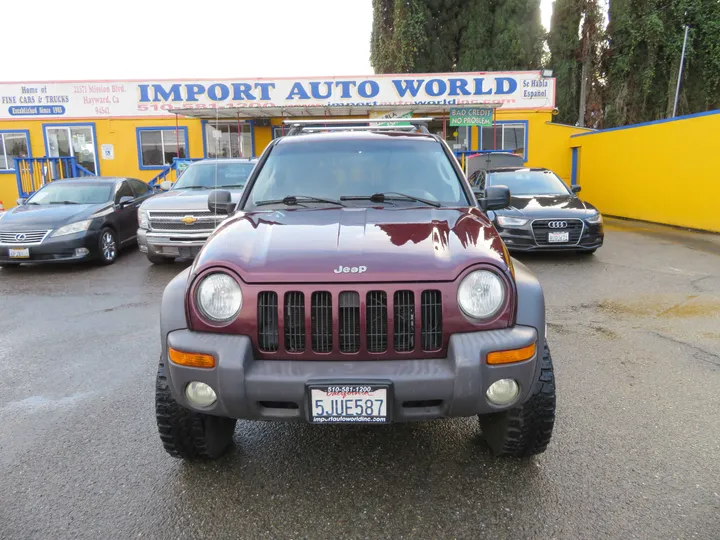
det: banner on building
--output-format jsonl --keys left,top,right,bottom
{"left": 449, "top": 107, "right": 494, "bottom": 126}
{"left": 0, "top": 72, "right": 555, "bottom": 120}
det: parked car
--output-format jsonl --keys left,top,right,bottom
{"left": 137, "top": 158, "right": 257, "bottom": 264}
{"left": 470, "top": 167, "right": 604, "bottom": 254}
{"left": 0, "top": 177, "right": 154, "bottom": 268}
{"left": 154, "top": 119, "right": 556, "bottom": 461}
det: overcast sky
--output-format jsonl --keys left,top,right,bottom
{"left": 3, "top": 0, "right": 554, "bottom": 82}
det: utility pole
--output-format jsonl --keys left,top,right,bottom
{"left": 672, "top": 18, "right": 690, "bottom": 118}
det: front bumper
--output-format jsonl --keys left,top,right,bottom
{"left": 138, "top": 229, "right": 209, "bottom": 259}
{"left": 498, "top": 222, "right": 604, "bottom": 252}
{"left": 164, "top": 326, "right": 540, "bottom": 422}
{"left": 0, "top": 231, "right": 100, "bottom": 264}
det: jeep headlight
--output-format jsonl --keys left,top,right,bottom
{"left": 138, "top": 207, "right": 149, "bottom": 229}
{"left": 51, "top": 219, "right": 92, "bottom": 237}
{"left": 196, "top": 272, "right": 243, "bottom": 323}
{"left": 457, "top": 270, "right": 506, "bottom": 319}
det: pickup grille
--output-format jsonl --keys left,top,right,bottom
{"left": 148, "top": 211, "right": 223, "bottom": 232}
{"left": 532, "top": 219, "right": 584, "bottom": 245}
{"left": 256, "top": 288, "right": 443, "bottom": 358}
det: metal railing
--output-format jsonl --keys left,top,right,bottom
{"left": 148, "top": 157, "right": 204, "bottom": 187}
{"left": 14, "top": 156, "right": 96, "bottom": 198}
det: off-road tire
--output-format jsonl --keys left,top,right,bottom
{"left": 155, "top": 361, "right": 237, "bottom": 460}
{"left": 479, "top": 343, "right": 556, "bottom": 457}
{"left": 147, "top": 253, "right": 174, "bottom": 265}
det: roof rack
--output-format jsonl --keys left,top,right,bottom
{"left": 282, "top": 117, "right": 433, "bottom": 136}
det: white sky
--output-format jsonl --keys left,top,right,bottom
{"left": 3, "top": 0, "right": 555, "bottom": 82}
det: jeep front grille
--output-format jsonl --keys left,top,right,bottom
{"left": 255, "top": 288, "right": 443, "bottom": 357}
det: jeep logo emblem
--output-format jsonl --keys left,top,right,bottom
{"left": 334, "top": 265, "right": 367, "bottom": 274}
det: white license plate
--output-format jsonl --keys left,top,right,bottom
{"left": 9, "top": 248, "right": 30, "bottom": 258}
{"left": 548, "top": 231, "right": 570, "bottom": 243}
{"left": 309, "top": 385, "right": 389, "bottom": 423}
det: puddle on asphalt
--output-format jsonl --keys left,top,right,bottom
{"left": 597, "top": 295, "right": 720, "bottom": 319}
{"left": 1, "top": 391, "right": 94, "bottom": 413}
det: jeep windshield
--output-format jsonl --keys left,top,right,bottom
{"left": 245, "top": 138, "right": 469, "bottom": 209}
{"left": 173, "top": 162, "right": 255, "bottom": 190}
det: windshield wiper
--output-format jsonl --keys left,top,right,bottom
{"left": 179, "top": 185, "right": 211, "bottom": 190}
{"left": 214, "top": 184, "right": 245, "bottom": 189}
{"left": 49, "top": 201, "right": 79, "bottom": 205}
{"left": 255, "top": 195, "right": 346, "bottom": 207}
{"left": 340, "top": 192, "right": 441, "bottom": 208}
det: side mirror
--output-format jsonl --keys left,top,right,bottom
{"left": 118, "top": 196, "right": 134, "bottom": 208}
{"left": 208, "top": 189, "right": 236, "bottom": 215}
{"left": 159, "top": 181, "right": 173, "bottom": 191}
{"left": 478, "top": 185, "right": 511, "bottom": 211}
{"left": 16, "top": 197, "right": 27, "bottom": 206}
{"left": 571, "top": 185, "right": 581, "bottom": 193}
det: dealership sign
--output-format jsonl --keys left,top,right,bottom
{"left": 0, "top": 72, "right": 555, "bottom": 119}
{"left": 449, "top": 107, "right": 494, "bottom": 126}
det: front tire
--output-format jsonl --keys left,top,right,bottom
{"left": 98, "top": 228, "right": 118, "bottom": 265}
{"left": 155, "top": 361, "right": 237, "bottom": 460}
{"left": 479, "top": 343, "right": 556, "bottom": 457}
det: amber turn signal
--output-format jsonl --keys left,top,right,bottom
{"left": 169, "top": 347, "right": 216, "bottom": 369}
{"left": 487, "top": 342, "right": 536, "bottom": 365}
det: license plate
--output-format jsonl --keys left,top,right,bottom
{"left": 9, "top": 248, "right": 29, "bottom": 258}
{"left": 548, "top": 231, "right": 570, "bottom": 243}
{"left": 308, "top": 384, "right": 390, "bottom": 424}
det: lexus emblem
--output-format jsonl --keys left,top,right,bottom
{"left": 548, "top": 221, "right": 568, "bottom": 229}
{"left": 181, "top": 215, "right": 197, "bottom": 225}
{"left": 15, "top": 233, "right": 27, "bottom": 241}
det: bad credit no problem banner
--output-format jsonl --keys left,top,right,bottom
{"left": 0, "top": 72, "right": 555, "bottom": 120}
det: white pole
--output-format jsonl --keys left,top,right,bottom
{"left": 673, "top": 23, "right": 690, "bottom": 118}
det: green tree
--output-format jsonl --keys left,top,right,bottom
{"left": 547, "top": 0, "right": 583, "bottom": 124}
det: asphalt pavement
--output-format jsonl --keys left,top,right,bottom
{"left": 0, "top": 217, "right": 718, "bottom": 540}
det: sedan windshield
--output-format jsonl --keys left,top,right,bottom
{"left": 26, "top": 183, "right": 113, "bottom": 205}
{"left": 486, "top": 170, "right": 571, "bottom": 196}
{"left": 173, "top": 162, "right": 255, "bottom": 190}
{"left": 246, "top": 138, "right": 468, "bottom": 208}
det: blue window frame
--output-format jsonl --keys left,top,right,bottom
{"left": 43, "top": 122, "right": 100, "bottom": 174}
{"left": 0, "top": 130, "right": 31, "bottom": 173}
{"left": 479, "top": 120, "right": 529, "bottom": 162}
{"left": 202, "top": 120, "right": 255, "bottom": 158}
{"left": 136, "top": 127, "right": 189, "bottom": 170}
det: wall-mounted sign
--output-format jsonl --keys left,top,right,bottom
{"left": 101, "top": 144, "right": 114, "bottom": 160}
{"left": 449, "top": 107, "right": 495, "bottom": 126}
{"left": 369, "top": 109, "right": 414, "bottom": 126}
{"left": 0, "top": 72, "right": 555, "bottom": 119}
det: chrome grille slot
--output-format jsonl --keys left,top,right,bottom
{"left": 257, "top": 292, "right": 279, "bottom": 352}
{"left": 148, "top": 211, "right": 223, "bottom": 232}
{"left": 311, "top": 292, "right": 332, "bottom": 353}
{"left": 284, "top": 291, "right": 306, "bottom": 352}
{"left": 339, "top": 292, "right": 360, "bottom": 353}
{"left": 393, "top": 290, "right": 415, "bottom": 352}
{"left": 0, "top": 230, "right": 50, "bottom": 244}
{"left": 420, "top": 290, "right": 442, "bottom": 351}
{"left": 366, "top": 291, "right": 388, "bottom": 353}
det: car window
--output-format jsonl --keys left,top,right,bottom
{"left": 25, "top": 183, "right": 114, "bottom": 205}
{"left": 173, "top": 162, "right": 255, "bottom": 189}
{"left": 246, "top": 138, "right": 468, "bottom": 208}
{"left": 486, "top": 170, "right": 570, "bottom": 196}
{"left": 128, "top": 179, "right": 151, "bottom": 198}
{"left": 115, "top": 181, "right": 135, "bottom": 202}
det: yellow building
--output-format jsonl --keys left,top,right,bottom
{"left": 0, "top": 71, "right": 584, "bottom": 208}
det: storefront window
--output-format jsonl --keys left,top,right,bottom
{"left": 480, "top": 123, "right": 527, "bottom": 159}
{"left": 138, "top": 128, "right": 188, "bottom": 168}
{"left": 205, "top": 122, "right": 252, "bottom": 158}
{"left": 0, "top": 132, "right": 29, "bottom": 170}
{"left": 46, "top": 125, "right": 98, "bottom": 174}
{"left": 428, "top": 120, "right": 469, "bottom": 152}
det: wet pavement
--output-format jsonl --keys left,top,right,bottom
{"left": 1, "top": 217, "right": 718, "bottom": 540}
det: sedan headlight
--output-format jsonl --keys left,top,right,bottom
{"left": 138, "top": 208, "right": 149, "bottom": 229}
{"left": 496, "top": 216, "right": 528, "bottom": 227}
{"left": 586, "top": 212, "right": 603, "bottom": 224}
{"left": 457, "top": 270, "right": 506, "bottom": 319}
{"left": 51, "top": 220, "right": 92, "bottom": 237}
{"left": 196, "top": 272, "right": 243, "bottom": 323}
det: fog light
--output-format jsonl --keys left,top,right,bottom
{"left": 139, "top": 245, "right": 148, "bottom": 253}
{"left": 185, "top": 381, "right": 217, "bottom": 407}
{"left": 74, "top": 248, "right": 89, "bottom": 257}
{"left": 486, "top": 379, "right": 520, "bottom": 406}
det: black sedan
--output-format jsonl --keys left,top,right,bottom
{"left": 473, "top": 167, "right": 604, "bottom": 254}
{"left": 0, "top": 177, "right": 155, "bottom": 267}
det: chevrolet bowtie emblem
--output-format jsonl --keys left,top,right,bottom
{"left": 181, "top": 215, "right": 197, "bottom": 225}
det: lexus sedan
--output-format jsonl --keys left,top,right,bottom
{"left": 0, "top": 177, "right": 155, "bottom": 267}
{"left": 472, "top": 167, "right": 604, "bottom": 254}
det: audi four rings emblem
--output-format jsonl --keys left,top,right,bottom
{"left": 548, "top": 221, "right": 568, "bottom": 229}
{"left": 15, "top": 233, "right": 27, "bottom": 241}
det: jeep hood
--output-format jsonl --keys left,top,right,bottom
{"left": 193, "top": 207, "right": 510, "bottom": 283}
{"left": 142, "top": 188, "right": 244, "bottom": 212}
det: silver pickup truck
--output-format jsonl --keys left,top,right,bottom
{"left": 137, "top": 158, "right": 257, "bottom": 264}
